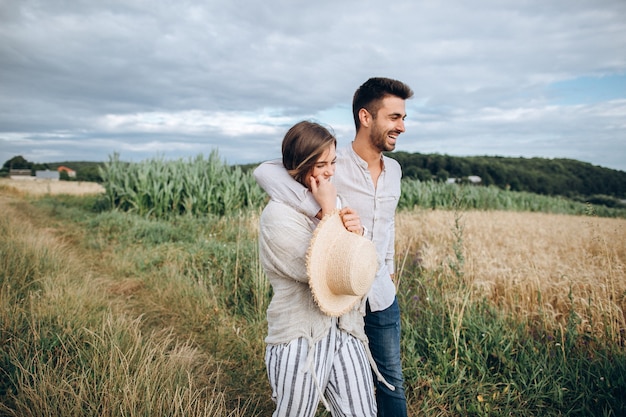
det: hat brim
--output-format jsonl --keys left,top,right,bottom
{"left": 307, "top": 211, "right": 378, "bottom": 317}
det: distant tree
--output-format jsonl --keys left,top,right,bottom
{"left": 404, "top": 166, "right": 432, "bottom": 181}
{"left": 76, "top": 165, "right": 103, "bottom": 182}
{"left": 435, "top": 168, "right": 449, "bottom": 182}
{"left": 32, "top": 162, "right": 50, "bottom": 171}
{"left": 386, "top": 151, "right": 626, "bottom": 200}
{"left": 3, "top": 155, "right": 31, "bottom": 170}
{"left": 448, "top": 158, "right": 472, "bottom": 177}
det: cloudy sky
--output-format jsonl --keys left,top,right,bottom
{"left": 1, "top": 0, "right": 625, "bottom": 172}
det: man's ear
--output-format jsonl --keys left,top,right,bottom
{"left": 358, "top": 108, "right": 371, "bottom": 128}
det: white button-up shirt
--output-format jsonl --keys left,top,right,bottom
{"left": 254, "top": 144, "right": 402, "bottom": 312}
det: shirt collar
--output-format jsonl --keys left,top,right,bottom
{"left": 348, "top": 142, "right": 386, "bottom": 171}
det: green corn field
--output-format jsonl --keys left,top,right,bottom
{"left": 99, "top": 151, "right": 267, "bottom": 218}
{"left": 99, "top": 151, "right": 626, "bottom": 219}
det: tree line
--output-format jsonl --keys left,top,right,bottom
{"left": 1, "top": 155, "right": 103, "bottom": 182}
{"left": 386, "top": 152, "right": 626, "bottom": 203}
{"left": 4, "top": 153, "right": 626, "bottom": 205}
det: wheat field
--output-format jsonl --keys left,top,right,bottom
{"left": 396, "top": 209, "right": 626, "bottom": 341}
{"left": 0, "top": 178, "right": 105, "bottom": 196}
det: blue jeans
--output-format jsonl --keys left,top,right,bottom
{"left": 364, "top": 297, "right": 407, "bottom": 417}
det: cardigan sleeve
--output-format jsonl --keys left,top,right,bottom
{"left": 254, "top": 159, "right": 321, "bottom": 218}
{"left": 259, "top": 201, "right": 314, "bottom": 284}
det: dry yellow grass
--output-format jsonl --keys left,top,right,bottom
{"left": 0, "top": 192, "right": 247, "bottom": 417}
{"left": 396, "top": 209, "right": 626, "bottom": 340}
{"left": 0, "top": 178, "right": 105, "bottom": 196}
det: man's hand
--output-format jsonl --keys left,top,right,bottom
{"left": 339, "top": 207, "right": 364, "bottom": 235}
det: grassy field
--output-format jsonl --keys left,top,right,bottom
{"left": 1, "top": 180, "right": 625, "bottom": 416}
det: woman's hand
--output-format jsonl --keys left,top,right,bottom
{"left": 310, "top": 174, "right": 337, "bottom": 216}
{"left": 339, "top": 207, "right": 364, "bottom": 235}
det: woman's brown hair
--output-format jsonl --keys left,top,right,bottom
{"left": 282, "top": 121, "right": 337, "bottom": 187}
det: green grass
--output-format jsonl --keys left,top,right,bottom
{"left": 400, "top": 179, "right": 626, "bottom": 218}
{"left": 0, "top": 197, "right": 263, "bottom": 416}
{"left": 1, "top": 189, "right": 625, "bottom": 416}
{"left": 399, "top": 275, "right": 626, "bottom": 416}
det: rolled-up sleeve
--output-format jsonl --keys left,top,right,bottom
{"left": 253, "top": 160, "right": 320, "bottom": 218}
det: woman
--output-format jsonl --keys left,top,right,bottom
{"left": 258, "top": 121, "right": 383, "bottom": 416}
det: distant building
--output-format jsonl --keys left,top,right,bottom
{"left": 447, "top": 175, "right": 482, "bottom": 185}
{"left": 57, "top": 166, "right": 77, "bottom": 178}
{"left": 35, "top": 170, "right": 60, "bottom": 180}
{"left": 9, "top": 169, "right": 33, "bottom": 180}
{"left": 467, "top": 175, "right": 482, "bottom": 184}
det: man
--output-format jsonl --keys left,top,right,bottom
{"left": 254, "top": 77, "right": 413, "bottom": 416}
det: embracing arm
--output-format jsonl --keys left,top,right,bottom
{"left": 253, "top": 160, "right": 320, "bottom": 218}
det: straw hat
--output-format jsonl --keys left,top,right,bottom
{"left": 306, "top": 210, "right": 378, "bottom": 317}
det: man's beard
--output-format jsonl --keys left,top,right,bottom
{"left": 370, "top": 123, "right": 396, "bottom": 152}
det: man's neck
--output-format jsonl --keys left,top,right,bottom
{"left": 352, "top": 135, "right": 382, "bottom": 167}
{"left": 352, "top": 136, "right": 383, "bottom": 187}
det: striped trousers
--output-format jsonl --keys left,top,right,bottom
{"left": 265, "top": 322, "right": 377, "bottom": 417}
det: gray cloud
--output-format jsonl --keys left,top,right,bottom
{"left": 1, "top": 0, "right": 625, "bottom": 171}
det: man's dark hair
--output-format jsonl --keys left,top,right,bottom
{"left": 352, "top": 77, "right": 414, "bottom": 130}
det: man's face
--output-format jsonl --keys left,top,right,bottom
{"left": 369, "top": 96, "right": 407, "bottom": 152}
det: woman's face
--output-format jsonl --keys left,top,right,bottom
{"left": 305, "top": 143, "right": 336, "bottom": 189}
